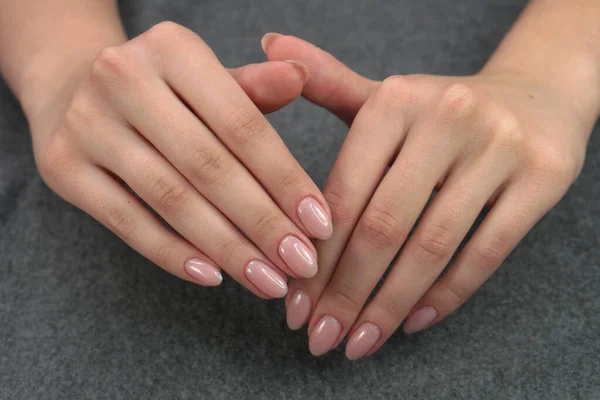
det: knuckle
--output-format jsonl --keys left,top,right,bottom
{"left": 436, "top": 83, "right": 478, "bottom": 122}
{"left": 253, "top": 210, "right": 285, "bottom": 241}
{"left": 91, "top": 46, "right": 133, "bottom": 85}
{"left": 412, "top": 224, "right": 454, "bottom": 265}
{"left": 223, "top": 107, "right": 269, "bottom": 147}
{"left": 371, "top": 75, "right": 412, "bottom": 115}
{"left": 329, "top": 284, "right": 362, "bottom": 314}
{"left": 63, "top": 90, "right": 100, "bottom": 133}
{"left": 532, "top": 145, "right": 580, "bottom": 183}
{"left": 376, "top": 294, "right": 405, "bottom": 321}
{"left": 150, "top": 176, "right": 190, "bottom": 210}
{"left": 142, "top": 21, "right": 185, "bottom": 45}
{"left": 486, "top": 108, "right": 524, "bottom": 150}
{"left": 474, "top": 234, "right": 511, "bottom": 270}
{"left": 359, "top": 206, "right": 406, "bottom": 250}
{"left": 36, "top": 136, "right": 76, "bottom": 187}
{"left": 217, "top": 235, "right": 243, "bottom": 266}
{"left": 188, "top": 146, "right": 231, "bottom": 186}
{"left": 439, "top": 281, "right": 469, "bottom": 306}
{"left": 274, "top": 168, "right": 305, "bottom": 197}
{"left": 154, "top": 240, "right": 175, "bottom": 269}
{"left": 106, "top": 206, "right": 138, "bottom": 242}
{"left": 323, "top": 180, "right": 355, "bottom": 224}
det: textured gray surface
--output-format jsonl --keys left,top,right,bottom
{"left": 1, "top": 0, "right": 599, "bottom": 399}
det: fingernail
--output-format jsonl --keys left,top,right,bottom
{"left": 261, "top": 32, "right": 281, "bottom": 53}
{"left": 279, "top": 236, "right": 317, "bottom": 278}
{"left": 309, "top": 315, "right": 341, "bottom": 356}
{"left": 345, "top": 322, "right": 381, "bottom": 360}
{"left": 185, "top": 258, "right": 223, "bottom": 287}
{"left": 297, "top": 197, "right": 333, "bottom": 240}
{"left": 245, "top": 260, "right": 288, "bottom": 298}
{"left": 403, "top": 306, "right": 438, "bottom": 334}
{"left": 286, "top": 290, "right": 312, "bottom": 330}
{"left": 283, "top": 60, "right": 310, "bottom": 83}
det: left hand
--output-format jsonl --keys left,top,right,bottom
{"left": 262, "top": 34, "right": 592, "bottom": 359}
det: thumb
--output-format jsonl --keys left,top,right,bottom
{"left": 261, "top": 33, "right": 380, "bottom": 125}
{"left": 228, "top": 60, "right": 310, "bottom": 114}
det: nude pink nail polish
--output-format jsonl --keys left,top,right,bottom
{"left": 279, "top": 236, "right": 318, "bottom": 278}
{"left": 185, "top": 259, "right": 223, "bottom": 287}
{"left": 261, "top": 32, "right": 281, "bottom": 53}
{"left": 297, "top": 197, "right": 333, "bottom": 240}
{"left": 286, "top": 290, "right": 312, "bottom": 330}
{"left": 245, "top": 260, "right": 288, "bottom": 298}
{"left": 308, "top": 315, "right": 341, "bottom": 356}
{"left": 403, "top": 306, "right": 438, "bottom": 334}
{"left": 345, "top": 322, "right": 381, "bottom": 360}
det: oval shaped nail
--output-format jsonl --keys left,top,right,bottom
{"left": 279, "top": 236, "right": 318, "bottom": 278}
{"left": 245, "top": 260, "right": 288, "bottom": 298}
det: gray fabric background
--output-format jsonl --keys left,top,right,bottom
{"left": 1, "top": 0, "right": 599, "bottom": 399}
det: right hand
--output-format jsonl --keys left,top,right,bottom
{"left": 32, "top": 22, "right": 333, "bottom": 299}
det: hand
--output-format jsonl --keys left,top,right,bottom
{"left": 32, "top": 23, "right": 334, "bottom": 299}
{"left": 263, "top": 34, "right": 591, "bottom": 357}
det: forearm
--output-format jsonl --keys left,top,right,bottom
{"left": 482, "top": 0, "right": 600, "bottom": 133}
{"left": 0, "top": 0, "right": 126, "bottom": 131}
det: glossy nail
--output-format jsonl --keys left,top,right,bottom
{"left": 345, "top": 322, "right": 381, "bottom": 360}
{"left": 403, "top": 306, "right": 438, "bottom": 334}
{"left": 309, "top": 315, "right": 341, "bottom": 356}
{"left": 185, "top": 258, "right": 223, "bottom": 287}
{"left": 245, "top": 260, "right": 288, "bottom": 298}
{"left": 297, "top": 197, "right": 333, "bottom": 240}
{"left": 286, "top": 290, "right": 312, "bottom": 330}
{"left": 279, "top": 236, "right": 318, "bottom": 278}
{"left": 261, "top": 32, "right": 281, "bottom": 53}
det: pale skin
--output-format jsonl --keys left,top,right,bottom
{"left": 1, "top": 0, "right": 599, "bottom": 360}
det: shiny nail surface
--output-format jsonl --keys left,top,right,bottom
{"left": 297, "top": 197, "right": 333, "bottom": 240}
{"left": 403, "top": 306, "right": 438, "bottom": 334}
{"left": 309, "top": 315, "right": 341, "bottom": 356}
{"left": 345, "top": 322, "right": 381, "bottom": 360}
{"left": 279, "top": 236, "right": 317, "bottom": 278}
{"left": 261, "top": 32, "right": 281, "bottom": 53}
{"left": 185, "top": 259, "right": 223, "bottom": 287}
{"left": 245, "top": 260, "right": 288, "bottom": 298}
{"left": 286, "top": 290, "right": 312, "bottom": 330}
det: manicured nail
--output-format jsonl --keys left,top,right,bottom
{"left": 297, "top": 197, "right": 333, "bottom": 240}
{"left": 403, "top": 306, "right": 438, "bottom": 334}
{"left": 279, "top": 236, "right": 317, "bottom": 278}
{"left": 261, "top": 32, "right": 281, "bottom": 53}
{"left": 185, "top": 258, "right": 223, "bottom": 287}
{"left": 309, "top": 315, "right": 341, "bottom": 356}
{"left": 345, "top": 322, "right": 381, "bottom": 360}
{"left": 283, "top": 60, "right": 310, "bottom": 83}
{"left": 245, "top": 260, "right": 288, "bottom": 298}
{"left": 286, "top": 290, "right": 312, "bottom": 330}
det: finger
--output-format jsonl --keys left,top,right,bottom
{"left": 62, "top": 165, "right": 224, "bottom": 288}
{"left": 402, "top": 177, "right": 566, "bottom": 335}
{"left": 87, "top": 120, "right": 289, "bottom": 299}
{"left": 346, "top": 153, "right": 512, "bottom": 360}
{"left": 90, "top": 46, "right": 320, "bottom": 279}
{"left": 284, "top": 76, "right": 418, "bottom": 332}
{"left": 128, "top": 22, "right": 333, "bottom": 240}
{"left": 305, "top": 84, "right": 472, "bottom": 356}
{"left": 228, "top": 60, "right": 309, "bottom": 114}
{"left": 261, "top": 33, "right": 379, "bottom": 125}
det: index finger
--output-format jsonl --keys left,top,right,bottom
{"left": 132, "top": 22, "right": 333, "bottom": 240}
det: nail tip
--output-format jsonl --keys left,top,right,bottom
{"left": 261, "top": 32, "right": 280, "bottom": 53}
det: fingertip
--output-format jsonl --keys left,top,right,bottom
{"left": 283, "top": 60, "right": 310, "bottom": 84}
{"left": 261, "top": 32, "right": 283, "bottom": 54}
